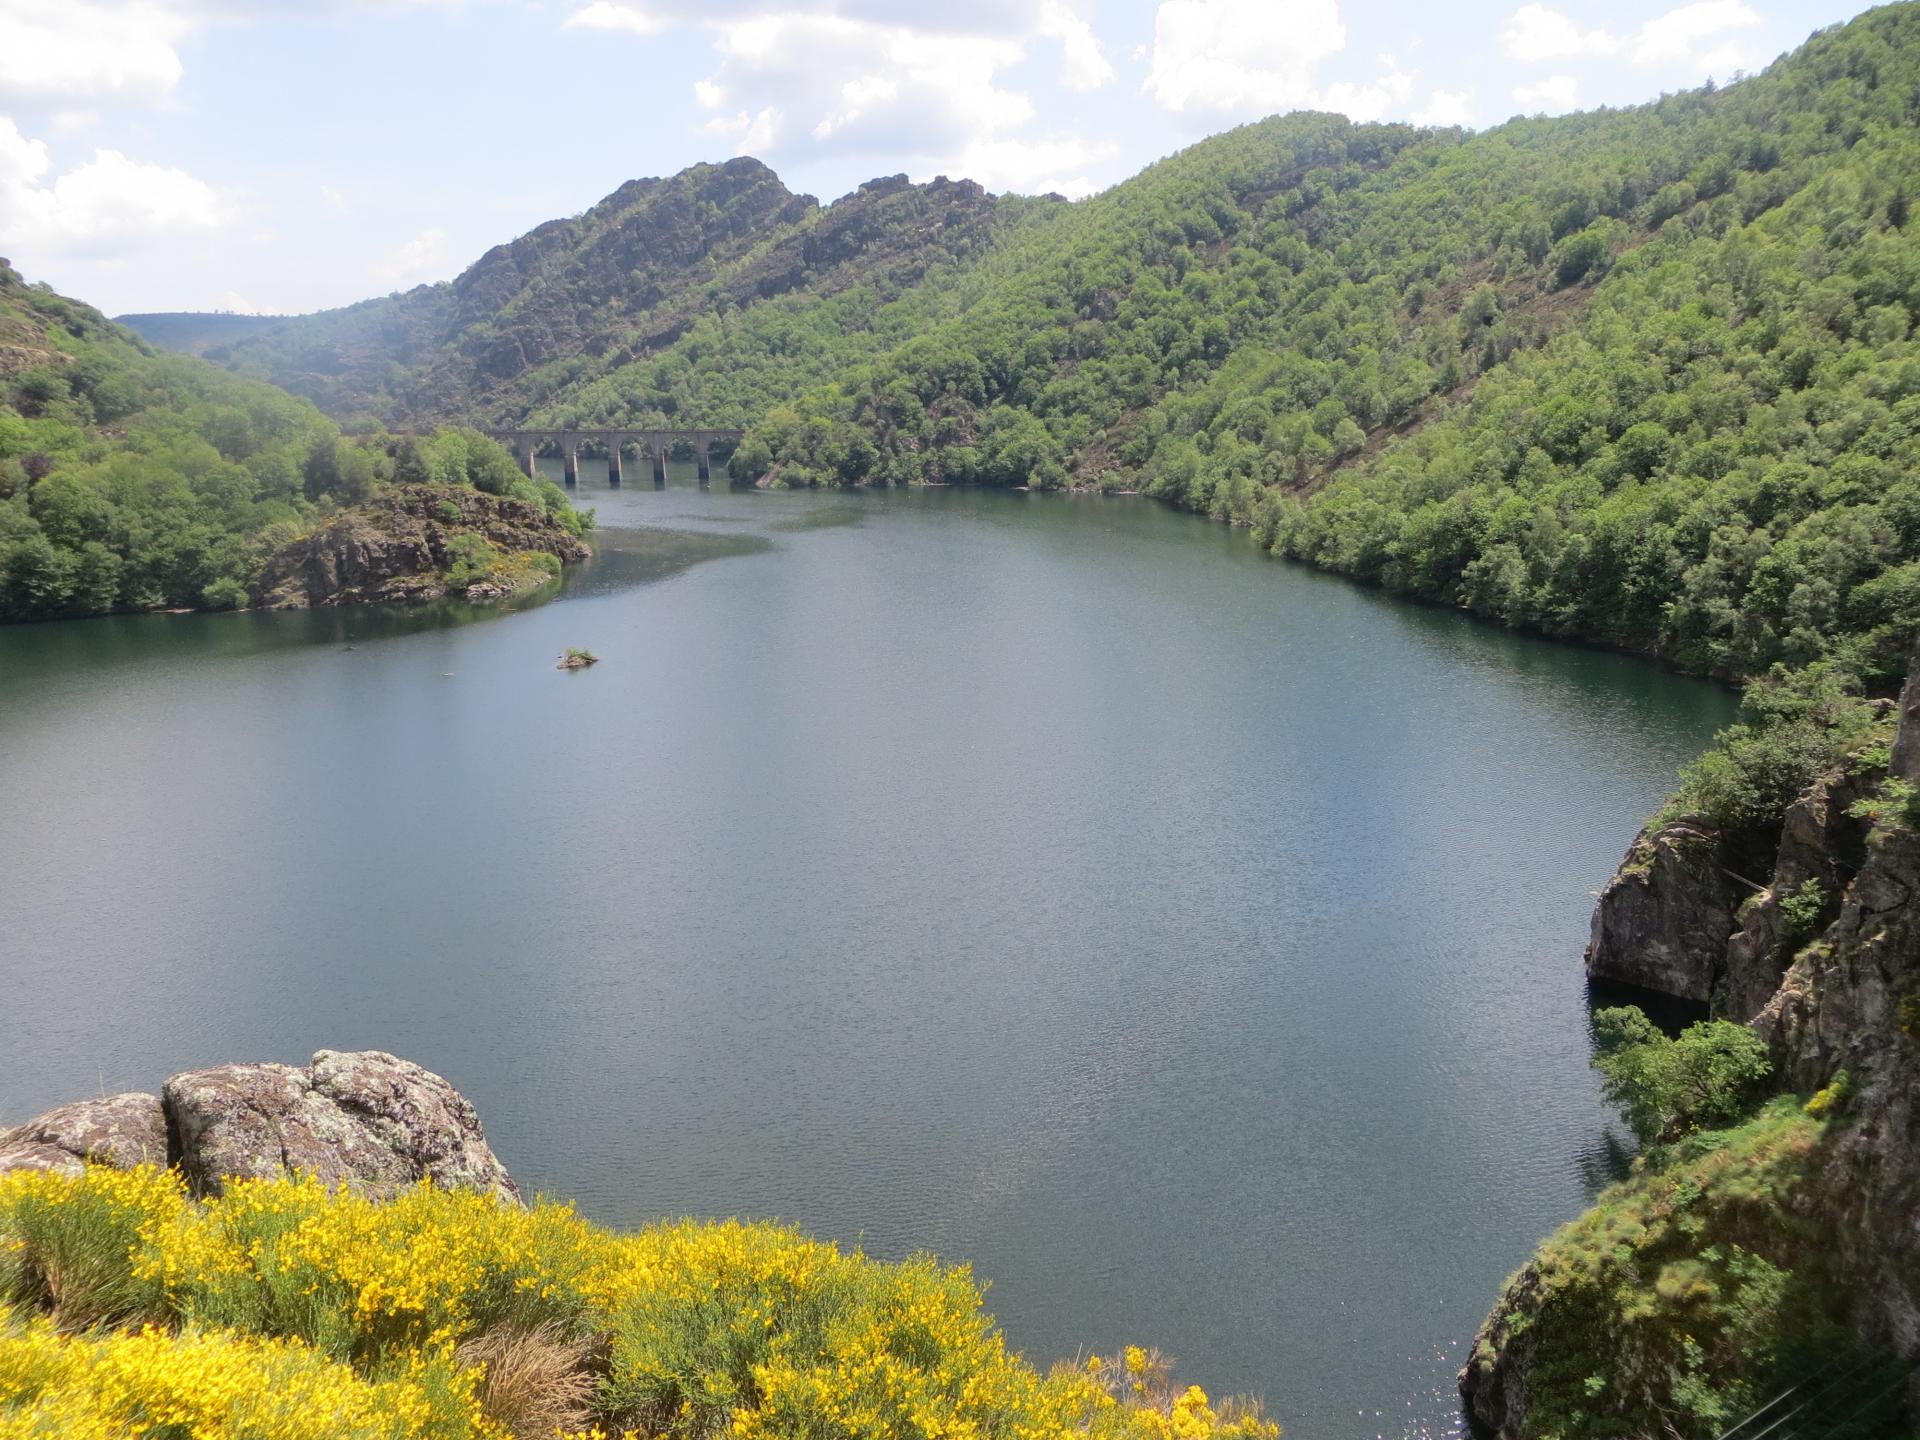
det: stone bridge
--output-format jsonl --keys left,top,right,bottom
{"left": 490, "top": 428, "right": 744, "bottom": 486}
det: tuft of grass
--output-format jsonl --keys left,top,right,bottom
{"left": 455, "top": 1320, "right": 595, "bottom": 1439}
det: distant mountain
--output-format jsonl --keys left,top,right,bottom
{"left": 120, "top": 159, "right": 1032, "bottom": 430}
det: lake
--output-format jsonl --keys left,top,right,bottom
{"left": 0, "top": 473, "right": 1736, "bottom": 1437}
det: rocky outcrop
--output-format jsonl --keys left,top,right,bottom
{"left": 1721, "top": 764, "right": 1876, "bottom": 1021}
{"left": 1584, "top": 817, "right": 1740, "bottom": 1002}
{"left": 0, "top": 1093, "right": 168, "bottom": 1177}
{"left": 1466, "top": 635, "right": 1920, "bottom": 1434}
{"left": 1584, "top": 767, "right": 1879, "bottom": 1021}
{"left": 1, "top": 1050, "right": 517, "bottom": 1203}
{"left": 249, "top": 484, "right": 587, "bottom": 610}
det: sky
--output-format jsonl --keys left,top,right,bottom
{"left": 0, "top": 0, "right": 1884, "bottom": 316}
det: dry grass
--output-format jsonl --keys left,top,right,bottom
{"left": 454, "top": 1320, "right": 597, "bottom": 1439}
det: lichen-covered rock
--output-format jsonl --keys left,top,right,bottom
{"left": 0, "top": 1093, "right": 168, "bottom": 1178}
{"left": 163, "top": 1050, "right": 519, "bottom": 1203}
{"left": 1584, "top": 817, "right": 1740, "bottom": 1002}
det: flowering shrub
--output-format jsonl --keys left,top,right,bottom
{"left": 0, "top": 1166, "right": 1277, "bottom": 1440}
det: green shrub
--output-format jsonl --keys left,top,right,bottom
{"left": 1593, "top": 1006, "right": 1773, "bottom": 1144}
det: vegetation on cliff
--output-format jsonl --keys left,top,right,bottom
{"left": 120, "top": 164, "right": 1033, "bottom": 433}
{"left": 0, "top": 1164, "right": 1275, "bottom": 1440}
{"left": 1462, "top": 1100, "right": 1901, "bottom": 1439}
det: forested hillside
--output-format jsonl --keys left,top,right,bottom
{"left": 0, "top": 263, "right": 347, "bottom": 618}
{"left": 0, "top": 265, "right": 583, "bottom": 620}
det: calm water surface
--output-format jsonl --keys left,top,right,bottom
{"left": 0, "top": 474, "right": 1736, "bottom": 1437}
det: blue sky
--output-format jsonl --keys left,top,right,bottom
{"left": 0, "top": 0, "right": 1883, "bottom": 316}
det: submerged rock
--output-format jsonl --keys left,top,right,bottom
{"left": 1583, "top": 816, "right": 1739, "bottom": 1002}
{"left": 1, "top": 1050, "right": 516, "bottom": 1203}
{"left": 0, "top": 1093, "right": 168, "bottom": 1178}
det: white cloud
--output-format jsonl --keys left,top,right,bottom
{"left": 563, "top": 2, "right": 664, "bottom": 36}
{"left": 704, "top": 106, "right": 782, "bottom": 154}
{"left": 0, "top": 1, "right": 454, "bottom": 112}
{"left": 1413, "top": 88, "right": 1474, "bottom": 127}
{"left": 700, "top": 14, "right": 1032, "bottom": 160}
{"left": 319, "top": 183, "right": 349, "bottom": 214}
{"left": 1322, "top": 61, "right": 1415, "bottom": 123}
{"left": 1498, "top": 4, "right": 1619, "bottom": 62}
{"left": 692, "top": 78, "right": 725, "bottom": 109}
{"left": 1144, "top": 0, "right": 1348, "bottom": 116}
{"left": 940, "top": 133, "right": 1119, "bottom": 198}
{"left": 1036, "top": 1, "right": 1114, "bottom": 92}
{"left": 0, "top": 1, "right": 188, "bottom": 109}
{"left": 1698, "top": 39, "right": 1767, "bottom": 77}
{"left": 1633, "top": 0, "right": 1760, "bottom": 65}
{"left": 0, "top": 119, "right": 234, "bottom": 259}
{"left": 374, "top": 226, "right": 450, "bottom": 287}
{"left": 1513, "top": 73, "right": 1579, "bottom": 112}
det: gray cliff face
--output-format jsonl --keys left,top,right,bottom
{"left": 1722, "top": 764, "right": 1875, "bottom": 1022}
{"left": 1751, "top": 650, "right": 1920, "bottom": 1355}
{"left": 1583, "top": 817, "right": 1738, "bottom": 1003}
{"left": 1, "top": 1050, "right": 517, "bottom": 1204}
{"left": 1584, "top": 767, "right": 1878, "bottom": 1022}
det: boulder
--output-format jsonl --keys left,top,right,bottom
{"left": 0, "top": 1093, "right": 168, "bottom": 1179}
{"left": 1584, "top": 817, "right": 1740, "bottom": 1002}
{"left": 163, "top": 1050, "right": 519, "bottom": 1202}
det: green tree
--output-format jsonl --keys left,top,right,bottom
{"left": 1592, "top": 1006, "right": 1774, "bottom": 1144}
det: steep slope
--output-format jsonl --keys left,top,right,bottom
{"left": 122, "top": 159, "right": 1029, "bottom": 430}
{"left": 731, "top": 2, "right": 1920, "bottom": 693}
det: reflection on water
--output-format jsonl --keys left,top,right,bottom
{"left": 0, "top": 481, "right": 1738, "bottom": 1440}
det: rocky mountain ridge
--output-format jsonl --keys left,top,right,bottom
{"left": 120, "top": 160, "right": 1021, "bottom": 429}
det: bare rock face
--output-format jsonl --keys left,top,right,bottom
{"left": 1584, "top": 817, "right": 1740, "bottom": 1002}
{"left": 1721, "top": 763, "right": 1876, "bottom": 1022}
{"left": 164, "top": 1050, "right": 519, "bottom": 1202}
{"left": 0, "top": 1093, "right": 168, "bottom": 1178}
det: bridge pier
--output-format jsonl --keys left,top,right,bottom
{"left": 487, "top": 427, "right": 743, "bottom": 490}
